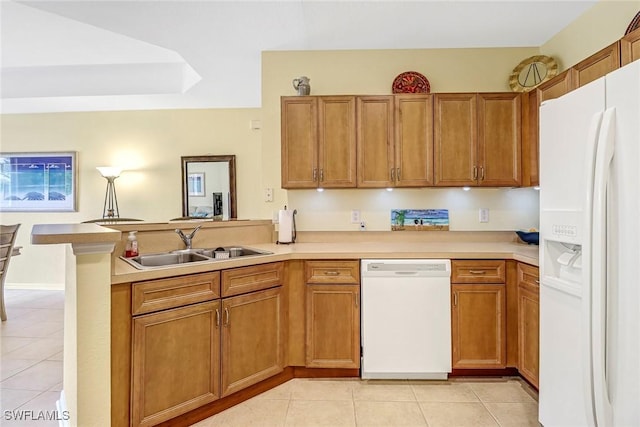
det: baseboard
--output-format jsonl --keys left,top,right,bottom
{"left": 5, "top": 282, "right": 65, "bottom": 291}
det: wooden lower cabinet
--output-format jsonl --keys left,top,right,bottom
{"left": 221, "top": 286, "right": 285, "bottom": 396}
{"left": 131, "top": 300, "right": 221, "bottom": 427}
{"left": 451, "top": 284, "right": 506, "bottom": 369}
{"left": 306, "top": 284, "right": 360, "bottom": 368}
{"left": 517, "top": 263, "right": 540, "bottom": 388}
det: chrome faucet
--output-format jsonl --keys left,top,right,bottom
{"left": 175, "top": 225, "right": 202, "bottom": 250}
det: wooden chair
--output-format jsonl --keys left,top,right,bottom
{"left": 1, "top": 224, "right": 21, "bottom": 321}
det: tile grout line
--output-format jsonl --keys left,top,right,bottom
{"left": 469, "top": 384, "right": 503, "bottom": 427}
{"left": 410, "top": 382, "right": 432, "bottom": 427}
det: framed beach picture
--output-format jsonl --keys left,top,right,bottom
{"left": 0, "top": 152, "right": 77, "bottom": 212}
{"left": 187, "top": 172, "right": 205, "bottom": 197}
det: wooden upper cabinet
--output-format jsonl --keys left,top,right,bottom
{"left": 536, "top": 69, "right": 575, "bottom": 104}
{"left": 573, "top": 41, "right": 620, "bottom": 88}
{"left": 318, "top": 97, "right": 357, "bottom": 187}
{"left": 357, "top": 96, "right": 395, "bottom": 187}
{"left": 281, "top": 96, "right": 356, "bottom": 189}
{"left": 478, "top": 93, "right": 521, "bottom": 186}
{"left": 434, "top": 93, "right": 520, "bottom": 187}
{"left": 394, "top": 94, "right": 434, "bottom": 187}
{"left": 520, "top": 90, "right": 539, "bottom": 187}
{"left": 434, "top": 93, "right": 477, "bottom": 186}
{"left": 281, "top": 97, "right": 318, "bottom": 188}
{"left": 621, "top": 27, "right": 640, "bottom": 66}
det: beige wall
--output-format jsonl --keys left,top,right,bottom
{"left": 1, "top": 109, "right": 262, "bottom": 287}
{"left": 541, "top": 0, "right": 639, "bottom": 70}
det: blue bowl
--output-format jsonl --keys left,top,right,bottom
{"left": 516, "top": 231, "right": 539, "bottom": 245}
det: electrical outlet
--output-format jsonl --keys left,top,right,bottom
{"left": 264, "top": 188, "right": 273, "bottom": 202}
{"left": 479, "top": 208, "right": 489, "bottom": 223}
{"left": 351, "top": 209, "right": 361, "bottom": 223}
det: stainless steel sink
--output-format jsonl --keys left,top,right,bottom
{"left": 199, "top": 246, "right": 273, "bottom": 259}
{"left": 121, "top": 251, "right": 210, "bottom": 269}
{"left": 121, "top": 246, "right": 272, "bottom": 269}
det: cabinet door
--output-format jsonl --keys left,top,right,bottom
{"left": 434, "top": 93, "right": 477, "bottom": 186}
{"left": 357, "top": 96, "right": 394, "bottom": 187}
{"left": 452, "top": 284, "right": 506, "bottom": 369}
{"left": 536, "top": 69, "right": 575, "bottom": 104}
{"left": 520, "top": 90, "right": 539, "bottom": 187}
{"left": 221, "top": 287, "right": 284, "bottom": 397}
{"left": 573, "top": 41, "right": 620, "bottom": 88}
{"left": 518, "top": 263, "right": 539, "bottom": 388}
{"left": 306, "top": 284, "right": 360, "bottom": 368}
{"left": 394, "top": 94, "right": 434, "bottom": 187}
{"left": 318, "top": 96, "right": 357, "bottom": 187}
{"left": 281, "top": 97, "right": 318, "bottom": 188}
{"left": 478, "top": 93, "right": 521, "bottom": 186}
{"left": 621, "top": 27, "right": 640, "bottom": 66}
{"left": 131, "top": 301, "right": 220, "bottom": 427}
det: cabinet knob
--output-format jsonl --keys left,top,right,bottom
{"left": 313, "top": 169, "right": 318, "bottom": 182}
{"left": 215, "top": 308, "right": 220, "bottom": 327}
{"left": 473, "top": 166, "right": 478, "bottom": 180}
{"left": 224, "top": 307, "right": 230, "bottom": 326}
{"left": 469, "top": 270, "right": 487, "bottom": 274}
{"left": 396, "top": 168, "right": 400, "bottom": 181}
{"left": 324, "top": 271, "right": 340, "bottom": 276}
{"left": 480, "top": 166, "right": 485, "bottom": 181}
{"left": 319, "top": 169, "right": 324, "bottom": 182}
{"left": 390, "top": 168, "right": 395, "bottom": 182}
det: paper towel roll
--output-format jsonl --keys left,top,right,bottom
{"left": 278, "top": 209, "right": 294, "bottom": 243}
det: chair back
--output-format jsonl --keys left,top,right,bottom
{"left": 0, "top": 224, "right": 21, "bottom": 279}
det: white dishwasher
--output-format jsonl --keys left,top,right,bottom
{"left": 361, "top": 259, "right": 451, "bottom": 380}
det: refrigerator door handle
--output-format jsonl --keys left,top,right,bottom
{"left": 591, "top": 107, "right": 616, "bottom": 427}
{"left": 582, "top": 110, "right": 604, "bottom": 427}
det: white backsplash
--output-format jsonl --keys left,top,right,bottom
{"left": 286, "top": 187, "right": 539, "bottom": 232}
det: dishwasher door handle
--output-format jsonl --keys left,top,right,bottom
{"left": 394, "top": 271, "right": 418, "bottom": 275}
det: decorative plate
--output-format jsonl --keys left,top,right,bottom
{"left": 625, "top": 11, "right": 640, "bottom": 35}
{"left": 392, "top": 71, "right": 430, "bottom": 94}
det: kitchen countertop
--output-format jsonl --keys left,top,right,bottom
{"left": 112, "top": 241, "right": 539, "bottom": 284}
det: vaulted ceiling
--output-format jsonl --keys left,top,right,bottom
{"left": 1, "top": 0, "right": 597, "bottom": 113}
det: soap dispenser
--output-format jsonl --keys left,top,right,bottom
{"left": 125, "top": 231, "right": 139, "bottom": 257}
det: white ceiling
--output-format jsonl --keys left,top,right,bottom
{"left": 0, "top": 0, "right": 597, "bottom": 114}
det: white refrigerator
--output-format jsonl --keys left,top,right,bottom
{"left": 539, "top": 60, "right": 640, "bottom": 426}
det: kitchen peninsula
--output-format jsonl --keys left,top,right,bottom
{"left": 32, "top": 220, "right": 538, "bottom": 427}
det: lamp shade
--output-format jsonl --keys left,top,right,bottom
{"left": 96, "top": 166, "right": 122, "bottom": 178}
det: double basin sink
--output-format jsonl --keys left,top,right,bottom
{"left": 121, "top": 246, "right": 273, "bottom": 270}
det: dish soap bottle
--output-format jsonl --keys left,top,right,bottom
{"left": 125, "top": 231, "right": 139, "bottom": 257}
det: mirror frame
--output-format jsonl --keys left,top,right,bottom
{"left": 181, "top": 155, "right": 237, "bottom": 219}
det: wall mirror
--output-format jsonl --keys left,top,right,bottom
{"left": 181, "top": 155, "right": 237, "bottom": 219}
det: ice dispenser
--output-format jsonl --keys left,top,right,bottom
{"left": 557, "top": 250, "right": 582, "bottom": 283}
{"left": 542, "top": 239, "right": 583, "bottom": 286}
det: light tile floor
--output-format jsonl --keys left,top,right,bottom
{"left": 191, "top": 377, "right": 540, "bottom": 427}
{"left": 0, "top": 289, "right": 540, "bottom": 427}
{"left": 1, "top": 289, "right": 64, "bottom": 427}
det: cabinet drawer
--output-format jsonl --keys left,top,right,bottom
{"left": 305, "top": 260, "right": 360, "bottom": 284}
{"left": 132, "top": 272, "right": 220, "bottom": 316}
{"left": 517, "top": 263, "right": 539, "bottom": 291}
{"left": 451, "top": 260, "right": 505, "bottom": 284}
{"left": 222, "top": 262, "right": 284, "bottom": 297}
